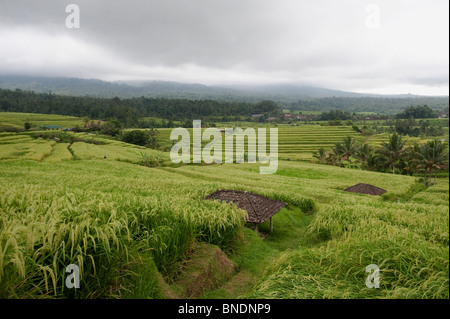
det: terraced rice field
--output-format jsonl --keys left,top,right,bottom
{"left": 0, "top": 115, "right": 448, "bottom": 299}
{"left": 0, "top": 154, "right": 447, "bottom": 299}
{"left": 157, "top": 125, "right": 364, "bottom": 161}
{"left": 0, "top": 135, "right": 55, "bottom": 161}
{"left": 365, "top": 133, "right": 448, "bottom": 148}
{"left": 0, "top": 132, "right": 166, "bottom": 163}
{"left": 0, "top": 112, "right": 84, "bottom": 129}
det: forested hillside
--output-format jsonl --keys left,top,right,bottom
{"left": 0, "top": 75, "right": 447, "bottom": 114}
{"left": 287, "top": 96, "right": 449, "bottom": 114}
{"left": 1, "top": 86, "right": 448, "bottom": 127}
{"left": 0, "top": 88, "right": 282, "bottom": 125}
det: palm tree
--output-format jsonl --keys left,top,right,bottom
{"left": 376, "top": 132, "right": 406, "bottom": 174}
{"left": 366, "top": 152, "right": 381, "bottom": 172}
{"left": 341, "top": 136, "right": 359, "bottom": 161}
{"left": 417, "top": 142, "right": 435, "bottom": 185}
{"left": 416, "top": 139, "right": 449, "bottom": 185}
{"left": 355, "top": 143, "right": 373, "bottom": 169}
{"left": 332, "top": 142, "right": 345, "bottom": 166}
{"left": 313, "top": 147, "right": 328, "bottom": 164}
{"left": 400, "top": 143, "right": 419, "bottom": 176}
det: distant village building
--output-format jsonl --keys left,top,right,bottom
{"left": 364, "top": 115, "right": 388, "bottom": 121}
{"left": 438, "top": 111, "right": 449, "bottom": 119}
{"left": 283, "top": 113, "right": 319, "bottom": 122}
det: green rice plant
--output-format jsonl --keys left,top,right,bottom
{"left": 245, "top": 235, "right": 448, "bottom": 299}
{"left": 22, "top": 139, "right": 55, "bottom": 161}
{"left": 0, "top": 159, "right": 248, "bottom": 296}
{"left": 43, "top": 143, "right": 73, "bottom": 162}
{"left": 137, "top": 152, "right": 165, "bottom": 167}
{"left": 0, "top": 186, "right": 134, "bottom": 298}
{"left": 0, "top": 134, "right": 447, "bottom": 299}
{"left": 0, "top": 112, "right": 84, "bottom": 129}
{"left": 0, "top": 135, "right": 34, "bottom": 145}
{"left": 245, "top": 195, "right": 449, "bottom": 299}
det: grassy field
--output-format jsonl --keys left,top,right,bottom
{"left": 0, "top": 112, "right": 448, "bottom": 299}
{"left": 0, "top": 112, "right": 85, "bottom": 130}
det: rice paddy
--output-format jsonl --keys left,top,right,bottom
{"left": 0, "top": 112, "right": 84, "bottom": 130}
{"left": 0, "top": 113, "right": 448, "bottom": 299}
{"left": 157, "top": 125, "right": 364, "bottom": 161}
{"left": 0, "top": 131, "right": 167, "bottom": 164}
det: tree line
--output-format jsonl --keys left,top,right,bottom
{"left": 287, "top": 97, "right": 448, "bottom": 114}
{"left": 313, "top": 133, "right": 449, "bottom": 185}
{"left": 395, "top": 105, "right": 441, "bottom": 119}
{"left": 0, "top": 88, "right": 282, "bottom": 126}
{"left": 318, "top": 105, "right": 446, "bottom": 122}
{"left": 317, "top": 105, "right": 448, "bottom": 137}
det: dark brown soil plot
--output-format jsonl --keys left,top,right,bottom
{"left": 344, "top": 183, "right": 387, "bottom": 196}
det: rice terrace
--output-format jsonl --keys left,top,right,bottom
{"left": 0, "top": 0, "right": 449, "bottom": 307}
{"left": 0, "top": 104, "right": 448, "bottom": 300}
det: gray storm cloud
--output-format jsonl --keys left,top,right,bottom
{"left": 0, "top": 0, "right": 448, "bottom": 95}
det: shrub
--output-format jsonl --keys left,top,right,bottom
{"left": 138, "top": 152, "right": 164, "bottom": 167}
{"left": 122, "top": 129, "right": 160, "bottom": 149}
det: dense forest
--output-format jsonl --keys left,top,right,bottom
{"left": 0, "top": 76, "right": 448, "bottom": 115}
{"left": 0, "top": 88, "right": 282, "bottom": 126}
{"left": 287, "top": 96, "right": 448, "bottom": 114}
{"left": 319, "top": 110, "right": 353, "bottom": 121}
{"left": 395, "top": 105, "right": 439, "bottom": 119}
{"left": 1, "top": 87, "right": 448, "bottom": 129}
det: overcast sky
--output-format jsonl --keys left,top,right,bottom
{"left": 0, "top": 0, "right": 448, "bottom": 95}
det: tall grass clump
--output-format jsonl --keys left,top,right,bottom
{"left": 0, "top": 160, "right": 248, "bottom": 297}
{"left": 246, "top": 197, "right": 449, "bottom": 299}
{"left": 191, "top": 197, "right": 246, "bottom": 248}
{"left": 0, "top": 186, "right": 133, "bottom": 298}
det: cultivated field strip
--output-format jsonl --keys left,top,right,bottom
{"left": 0, "top": 133, "right": 167, "bottom": 163}
{"left": 0, "top": 112, "right": 83, "bottom": 129}
{"left": 43, "top": 143, "right": 73, "bottom": 162}
{"left": 158, "top": 126, "right": 362, "bottom": 161}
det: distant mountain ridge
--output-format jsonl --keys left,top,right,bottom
{"left": 0, "top": 75, "right": 444, "bottom": 102}
{"left": 1, "top": 75, "right": 448, "bottom": 114}
{"left": 0, "top": 75, "right": 448, "bottom": 114}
